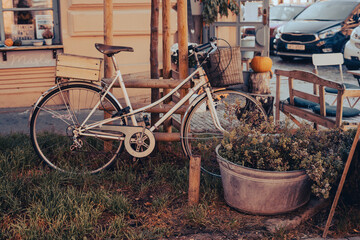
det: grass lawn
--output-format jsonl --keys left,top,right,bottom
{"left": 0, "top": 133, "right": 359, "bottom": 239}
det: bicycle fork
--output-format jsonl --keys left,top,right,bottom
{"left": 204, "top": 87, "right": 227, "bottom": 133}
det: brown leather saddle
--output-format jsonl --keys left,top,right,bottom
{"left": 95, "top": 43, "right": 134, "bottom": 57}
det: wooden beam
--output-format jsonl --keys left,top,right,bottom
{"left": 102, "top": 77, "right": 190, "bottom": 89}
{"left": 154, "top": 132, "right": 180, "bottom": 141}
{"left": 162, "top": 0, "right": 171, "bottom": 79}
{"left": 171, "top": 117, "right": 181, "bottom": 130}
{"left": 274, "top": 69, "right": 344, "bottom": 90}
{"left": 323, "top": 125, "right": 360, "bottom": 238}
{"left": 281, "top": 103, "right": 337, "bottom": 129}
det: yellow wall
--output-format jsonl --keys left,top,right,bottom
{"left": 0, "top": 0, "right": 178, "bottom": 108}
{"left": 61, "top": 0, "right": 178, "bottom": 74}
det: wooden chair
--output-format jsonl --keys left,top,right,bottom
{"left": 275, "top": 69, "right": 360, "bottom": 130}
{"left": 312, "top": 53, "right": 360, "bottom": 107}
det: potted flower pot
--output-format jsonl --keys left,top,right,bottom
{"left": 214, "top": 121, "right": 354, "bottom": 215}
{"left": 44, "top": 39, "right": 52, "bottom": 45}
{"left": 42, "top": 28, "right": 53, "bottom": 46}
{"left": 216, "top": 145, "right": 310, "bottom": 215}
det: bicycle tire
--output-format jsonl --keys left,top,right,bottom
{"left": 181, "top": 89, "right": 268, "bottom": 177}
{"left": 30, "top": 82, "right": 124, "bottom": 174}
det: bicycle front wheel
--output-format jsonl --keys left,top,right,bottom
{"left": 30, "top": 83, "right": 124, "bottom": 174}
{"left": 181, "top": 89, "right": 268, "bottom": 177}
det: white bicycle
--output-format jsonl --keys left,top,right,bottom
{"left": 29, "top": 38, "right": 267, "bottom": 175}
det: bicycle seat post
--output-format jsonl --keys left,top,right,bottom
{"left": 111, "top": 55, "right": 119, "bottom": 72}
{"left": 108, "top": 53, "right": 138, "bottom": 126}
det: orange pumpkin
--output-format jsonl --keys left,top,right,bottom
{"left": 4, "top": 38, "right": 13, "bottom": 47}
{"left": 250, "top": 56, "right": 272, "bottom": 73}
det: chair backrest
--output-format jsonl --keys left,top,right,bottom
{"left": 312, "top": 53, "right": 344, "bottom": 83}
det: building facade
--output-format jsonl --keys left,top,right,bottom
{"left": 0, "top": 0, "right": 177, "bottom": 108}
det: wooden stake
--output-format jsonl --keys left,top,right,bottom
{"left": 188, "top": 155, "right": 201, "bottom": 205}
{"left": 323, "top": 124, "right": 360, "bottom": 238}
{"left": 162, "top": 0, "right": 172, "bottom": 133}
{"left": 151, "top": 0, "right": 160, "bottom": 125}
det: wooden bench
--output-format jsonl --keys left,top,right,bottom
{"left": 275, "top": 69, "right": 360, "bottom": 130}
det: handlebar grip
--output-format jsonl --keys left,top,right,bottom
{"left": 194, "top": 42, "right": 211, "bottom": 52}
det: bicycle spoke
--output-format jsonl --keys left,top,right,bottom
{"left": 30, "top": 83, "right": 124, "bottom": 174}
{"left": 182, "top": 90, "right": 267, "bottom": 177}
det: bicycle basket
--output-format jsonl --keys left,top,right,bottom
{"left": 56, "top": 54, "right": 103, "bottom": 82}
{"left": 203, "top": 46, "right": 243, "bottom": 87}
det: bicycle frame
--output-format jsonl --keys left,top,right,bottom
{"left": 77, "top": 60, "right": 225, "bottom": 138}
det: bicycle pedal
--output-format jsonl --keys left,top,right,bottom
{"left": 112, "top": 106, "right": 130, "bottom": 118}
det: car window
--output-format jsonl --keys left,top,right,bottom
{"left": 295, "top": 1, "right": 359, "bottom": 21}
{"left": 270, "top": 6, "right": 305, "bottom": 21}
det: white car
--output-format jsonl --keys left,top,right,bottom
{"left": 344, "top": 25, "right": 360, "bottom": 70}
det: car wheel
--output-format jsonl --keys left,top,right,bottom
{"left": 280, "top": 55, "right": 294, "bottom": 61}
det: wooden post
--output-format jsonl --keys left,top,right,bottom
{"left": 177, "top": 0, "right": 189, "bottom": 107}
{"left": 104, "top": 0, "right": 113, "bottom": 78}
{"left": 163, "top": 0, "right": 172, "bottom": 133}
{"left": 188, "top": 155, "right": 201, "bottom": 205}
{"left": 151, "top": 0, "right": 160, "bottom": 125}
{"left": 104, "top": 0, "right": 113, "bottom": 151}
{"left": 275, "top": 73, "right": 281, "bottom": 123}
{"left": 323, "top": 124, "right": 360, "bottom": 238}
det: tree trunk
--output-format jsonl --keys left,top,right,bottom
{"left": 104, "top": 0, "right": 113, "bottom": 151}
{"left": 163, "top": 0, "right": 172, "bottom": 133}
{"left": 151, "top": 0, "right": 160, "bottom": 125}
{"left": 104, "top": 0, "right": 113, "bottom": 78}
{"left": 249, "top": 71, "right": 271, "bottom": 94}
{"left": 178, "top": 0, "right": 189, "bottom": 117}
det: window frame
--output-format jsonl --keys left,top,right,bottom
{"left": 0, "top": 0, "right": 61, "bottom": 46}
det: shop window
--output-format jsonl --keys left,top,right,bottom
{"left": 0, "top": 0, "right": 60, "bottom": 46}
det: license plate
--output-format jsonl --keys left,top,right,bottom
{"left": 286, "top": 44, "right": 305, "bottom": 50}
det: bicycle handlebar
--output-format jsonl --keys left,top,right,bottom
{"left": 189, "top": 37, "right": 217, "bottom": 53}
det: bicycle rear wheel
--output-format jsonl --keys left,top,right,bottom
{"left": 181, "top": 89, "right": 267, "bottom": 177}
{"left": 30, "top": 82, "right": 124, "bottom": 174}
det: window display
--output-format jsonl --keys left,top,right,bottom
{"left": 0, "top": 0, "right": 60, "bottom": 46}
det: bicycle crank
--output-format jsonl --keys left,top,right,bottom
{"left": 124, "top": 128, "right": 155, "bottom": 158}
{"left": 98, "top": 125, "right": 155, "bottom": 158}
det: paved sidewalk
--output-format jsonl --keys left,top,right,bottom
{"left": 0, "top": 107, "right": 32, "bottom": 134}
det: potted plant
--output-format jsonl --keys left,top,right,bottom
{"left": 215, "top": 120, "right": 355, "bottom": 215}
{"left": 42, "top": 28, "right": 53, "bottom": 45}
{"left": 201, "top": 0, "right": 240, "bottom": 24}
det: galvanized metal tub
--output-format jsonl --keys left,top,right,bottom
{"left": 216, "top": 145, "right": 311, "bottom": 215}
